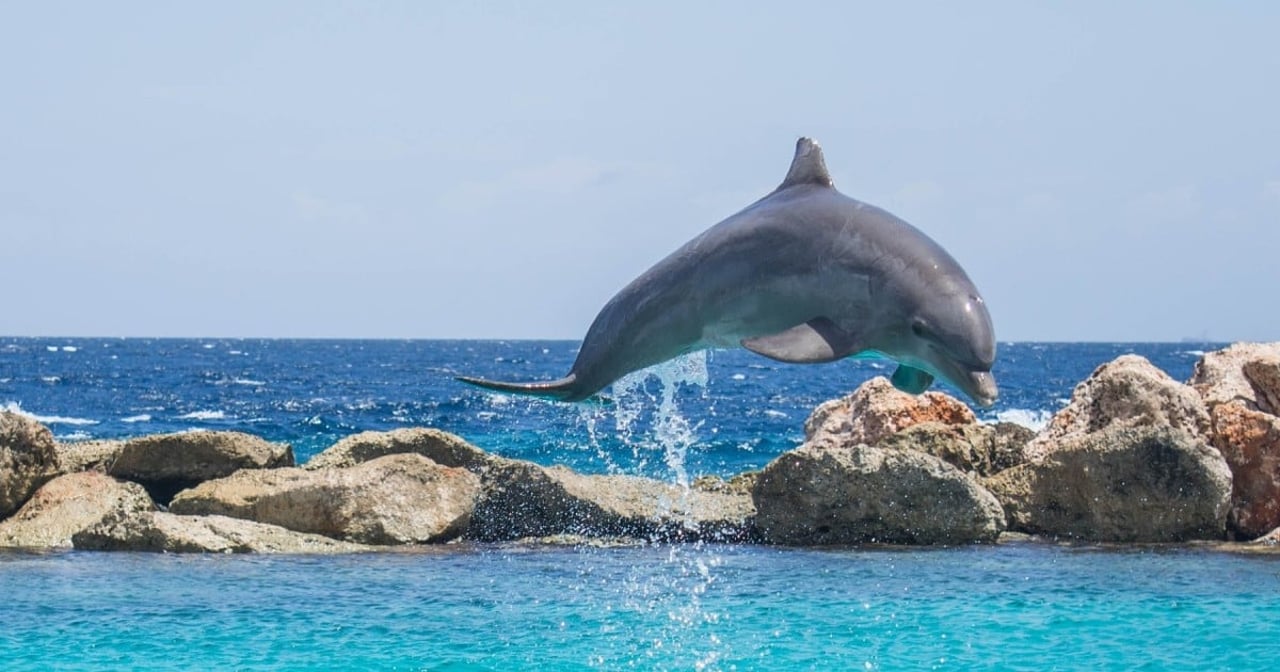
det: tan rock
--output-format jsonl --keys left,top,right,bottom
{"left": 1242, "top": 357, "right": 1280, "bottom": 417}
{"left": 1208, "top": 402, "right": 1280, "bottom": 539}
{"left": 56, "top": 439, "right": 124, "bottom": 474}
{"left": 470, "top": 458, "right": 755, "bottom": 542}
{"left": 73, "top": 512, "right": 370, "bottom": 554}
{"left": 1188, "top": 342, "right": 1280, "bottom": 410}
{"left": 1, "top": 411, "right": 60, "bottom": 519}
{"left": 305, "top": 427, "right": 491, "bottom": 471}
{"left": 0, "top": 472, "right": 154, "bottom": 548}
{"left": 1026, "top": 355, "right": 1209, "bottom": 461}
{"left": 876, "top": 421, "right": 1033, "bottom": 477}
{"left": 752, "top": 443, "right": 1005, "bottom": 545}
{"left": 804, "top": 377, "right": 977, "bottom": 448}
{"left": 985, "top": 425, "right": 1231, "bottom": 542}
{"left": 109, "top": 431, "right": 294, "bottom": 503}
{"left": 170, "top": 454, "right": 480, "bottom": 545}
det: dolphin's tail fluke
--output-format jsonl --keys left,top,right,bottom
{"left": 455, "top": 373, "right": 586, "bottom": 402}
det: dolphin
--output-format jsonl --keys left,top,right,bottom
{"left": 458, "top": 138, "right": 998, "bottom": 406}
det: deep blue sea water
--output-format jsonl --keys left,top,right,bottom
{"left": 4, "top": 339, "right": 1278, "bottom": 670}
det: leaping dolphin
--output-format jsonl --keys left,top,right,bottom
{"left": 458, "top": 138, "right": 998, "bottom": 407}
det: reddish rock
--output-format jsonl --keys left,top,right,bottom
{"left": 1188, "top": 342, "right": 1280, "bottom": 411}
{"left": 1209, "top": 402, "right": 1280, "bottom": 539}
{"left": 804, "top": 377, "right": 977, "bottom": 449}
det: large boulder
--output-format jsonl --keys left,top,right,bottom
{"left": 1242, "top": 357, "right": 1280, "bottom": 416}
{"left": 752, "top": 443, "right": 1005, "bottom": 545}
{"left": 108, "top": 431, "right": 294, "bottom": 503}
{"left": 305, "top": 427, "right": 491, "bottom": 471}
{"left": 1208, "top": 402, "right": 1280, "bottom": 539}
{"left": 876, "top": 422, "right": 1033, "bottom": 477}
{"left": 169, "top": 454, "right": 479, "bottom": 545}
{"left": 470, "top": 458, "right": 755, "bottom": 542}
{"left": 73, "top": 512, "right": 369, "bottom": 554}
{"left": 1188, "top": 342, "right": 1280, "bottom": 411}
{"left": 804, "top": 377, "right": 977, "bottom": 449}
{"left": 56, "top": 439, "right": 124, "bottom": 474}
{"left": 985, "top": 426, "right": 1231, "bottom": 542}
{"left": 1025, "top": 355, "right": 1209, "bottom": 461}
{"left": 0, "top": 472, "right": 155, "bottom": 548}
{"left": 1, "top": 411, "right": 60, "bottom": 519}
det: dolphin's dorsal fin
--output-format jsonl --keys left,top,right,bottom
{"left": 778, "top": 137, "right": 834, "bottom": 189}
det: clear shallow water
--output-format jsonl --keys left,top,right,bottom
{"left": 4, "top": 338, "right": 1267, "bottom": 670}
{"left": 2, "top": 543, "right": 1277, "bottom": 670}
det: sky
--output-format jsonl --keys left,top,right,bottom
{"left": 2, "top": 2, "right": 1277, "bottom": 342}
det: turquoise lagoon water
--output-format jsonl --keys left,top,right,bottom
{"left": 2, "top": 339, "right": 1278, "bottom": 669}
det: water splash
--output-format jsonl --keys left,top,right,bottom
{"left": 610, "top": 351, "right": 708, "bottom": 487}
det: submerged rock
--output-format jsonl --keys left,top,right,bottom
{"left": 73, "top": 512, "right": 370, "bottom": 554}
{"left": 875, "top": 421, "right": 1033, "bottom": 477}
{"left": 1025, "top": 355, "right": 1209, "bottom": 461}
{"left": 985, "top": 426, "right": 1231, "bottom": 542}
{"left": 169, "top": 454, "right": 479, "bottom": 545}
{"left": 752, "top": 443, "right": 1005, "bottom": 545}
{"left": 0, "top": 411, "right": 60, "bottom": 520}
{"left": 804, "top": 377, "right": 977, "bottom": 449}
{"left": 108, "top": 431, "right": 294, "bottom": 504}
{"left": 0, "top": 472, "right": 155, "bottom": 548}
{"left": 305, "top": 427, "right": 492, "bottom": 471}
{"left": 470, "top": 458, "right": 755, "bottom": 543}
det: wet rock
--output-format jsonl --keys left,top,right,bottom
{"left": 305, "top": 427, "right": 492, "bottom": 471}
{"left": 876, "top": 422, "right": 1033, "bottom": 477}
{"left": 108, "top": 431, "right": 294, "bottom": 504}
{"left": 1, "top": 411, "right": 60, "bottom": 520}
{"left": 752, "top": 443, "right": 1005, "bottom": 545}
{"left": 804, "top": 377, "right": 977, "bottom": 449}
{"left": 1208, "top": 402, "right": 1280, "bottom": 539}
{"left": 470, "top": 458, "right": 755, "bottom": 543}
{"left": 1188, "top": 342, "right": 1280, "bottom": 411}
{"left": 0, "top": 472, "right": 155, "bottom": 548}
{"left": 169, "top": 454, "right": 479, "bottom": 545}
{"left": 1025, "top": 355, "right": 1209, "bottom": 461}
{"left": 985, "top": 426, "right": 1231, "bottom": 542}
{"left": 73, "top": 512, "right": 370, "bottom": 554}
{"left": 56, "top": 439, "right": 124, "bottom": 474}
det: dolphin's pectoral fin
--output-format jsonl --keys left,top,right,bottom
{"left": 890, "top": 365, "right": 935, "bottom": 394}
{"left": 741, "top": 318, "right": 859, "bottom": 364}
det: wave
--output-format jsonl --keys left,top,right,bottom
{"left": 233, "top": 379, "right": 266, "bottom": 386}
{"left": 178, "top": 410, "right": 228, "bottom": 420}
{"left": 991, "top": 408, "right": 1052, "bottom": 432}
{"left": 3, "top": 401, "right": 99, "bottom": 426}
{"left": 1181, "top": 350, "right": 1206, "bottom": 357}
{"left": 121, "top": 414, "right": 152, "bottom": 423}
{"left": 41, "top": 376, "right": 60, "bottom": 384}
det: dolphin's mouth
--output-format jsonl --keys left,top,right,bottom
{"left": 963, "top": 370, "right": 999, "bottom": 408}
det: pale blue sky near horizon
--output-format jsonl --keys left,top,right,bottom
{"left": 2, "top": 2, "right": 1277, "bottom": 342}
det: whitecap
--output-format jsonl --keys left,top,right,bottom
{"left": 229, "top": 350, "right": 243, "bottom": 355}
{"left": 1182, "top": 350, "right": 1206, "bottom": 357}
{"left": 0, "top": 378, "right": 10, "bottom": 384}
{"left": 178, "top": 410, "right": 227, "bottom": 420}
{"left": 41, "top": 376, "right": 60, "bottom": 384}
{"left": 3, "top": 401, "right": 99, "bottom": 426}
{"left": 61, "top": 346, "right": 78, "bottom": 352}
{"left": 233, "top": 378, "right": 266, "bottom": 386}
{"left": 45, "top": 346, "right": 58, "bottom": 352}
{"left": 487, "top": 394, "right": 513, "bottom": 407}
{"left": 122, "top": 414, "right": 152, "bottom": 423}
{"left": 476, "top": 411, "right": 499, "bottom": 421}
{"left": 731, "top": 373, "right": 746, "bottom": 381}
{"left": 991, "top": 408, "right": 1052, "bottom": 431}
{"left": 202, "top": 343, "right": 215, "bottom": 349}
{"left": 763, "top": 409, "right": 788, "bottom": 419}
{"left": 57, "top": 431, "right": 93, "bottom": 442}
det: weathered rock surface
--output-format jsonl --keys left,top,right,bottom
{"left": 470, "top": 459, "right": 755, "bottom": 542}
{"left": 876, "top": 422, "right": 1033, "bottom": 477}
{"left": 56, "top": 439, "right": 124, "bottom": 474}
{"left": 108, "top": 431, "right": 294, "bottom": 503}
{"left": 169, "top": 454, "right": 479, "bottom": 545}
{"left": 1208, "top": 402, "right": 1280, "bottom": 539}
{"left": 1, "top": 411, "right": 60, "bottom": 520}
{"left": 1188, "top": 342, "right": 1280, "bottom": 410}
{"left": 305, "top": 427, "right": 492, "bottom": 471}
{"left": 1025, "top": 355, "right": 1209, "bottom": 461}
{"left": 803, "top": 377, "right": 977, "bottom": 449}
{"left": 73, "top": 512, "right": 369, "bottom": 554}
{"left": 1251, "top": 526, "right": 1280, "bottom": 548}
{"left": 752, "top": 443, "right": 1005, "bottom": 545}
{"left": 0, "top": 472, "right": 155, "bottom": 548}
{"left": 1242, "top": 357, "right": 1280, "bottom": 416}
{"left": 985, "top": 426, "right": 1231, "bottom": 542}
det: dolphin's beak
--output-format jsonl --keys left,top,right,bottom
{"left": 963, "top": 371, "right": 999, "bottom": 408}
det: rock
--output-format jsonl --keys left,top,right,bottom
{"left": 56, "top": 439, "right": 124, "bottom": 474}
{"left": 1, "top": 411, "right": 60, "bottom": 519}
{"left": 1208, "top": 402, "right": 1280, "bottom": 539}
{"left": 876, "top": 422, "right": 1033, "bottom": 477}
{"left": 0, "top": 472, "right": 155, "bottom": 548}
{"left": 1251, "top": 526, "right": 1280, "bottom": 547}
{"left": 169, "top": 454, "right": 480, "bottom": 545}
{"left": 804, "top": 377, "right": 978, "bottom": 448}
{"left": 1188, "top": 342, "right": 1280, "bottom": 411}
{"left": 1026, "top": 355, "right": 1209, "bottom": 461}
{"left": 985, "top": 426, "right": 1231, "bottom": 542}
{"left": 1242, "top": 357, "right": 1280, "bottom": 416}
{"left": 752, "top": 443, "right": 1006, "bottom": 545}
{"left": 305, "top": 427, "right": 491, "bottom": 471}
{"left": 73, "top": 512, "right": 370, "bottom": 554}
{"left": 691, "top": 471, "right": 760, "bottom": 497}
{"left": 108, "top": 431, "right": 294, "bottom": 504}
{"left": 470, "top": 458, "right": 755, "bottom": 542}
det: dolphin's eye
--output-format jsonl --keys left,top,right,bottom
{"left": 911, "top": 319, "right": 931, "bottom": 340}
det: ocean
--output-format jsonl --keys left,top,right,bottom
{"left": 2, "top": 339, "right": 1278, "bottom": 669}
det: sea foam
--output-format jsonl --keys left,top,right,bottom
{"left": 3, "top": 401, "right": 99, "bottom": 426}
{"left": 992, "top": 408, "right": 1052, "bottom": 431}
{"left": 178, "top": 410, "right": 228, "bottom": 420}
